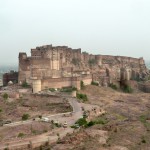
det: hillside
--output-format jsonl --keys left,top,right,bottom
{"left": 48, "top": 85, "right": 150, "bottom": 150}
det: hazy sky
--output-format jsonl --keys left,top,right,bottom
{"left": 1, "top": 0, "right": 150, "bottom": 65}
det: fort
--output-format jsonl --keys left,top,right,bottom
{"left": 18, "top": 44, "right": 149, "bottom": 93}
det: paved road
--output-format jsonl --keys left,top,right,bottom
{"left": 0, "top": 97, "right": 83, "bottom": 150}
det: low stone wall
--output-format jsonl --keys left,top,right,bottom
{"left": 41, "top": 75, "right": 92, "bottom": 90}
{"left": 138, "top": 83, "right": 150, "bottom": 93}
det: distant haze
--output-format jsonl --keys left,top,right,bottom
{"left": 0, "top": 0, "right": 150, "bottom": 66}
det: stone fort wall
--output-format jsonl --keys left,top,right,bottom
{"left": 18, "top": 44, "right": 149, "bottom": 93}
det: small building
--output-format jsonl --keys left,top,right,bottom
{"left": 3, "top": 71, "right": 18, "bottom": 86}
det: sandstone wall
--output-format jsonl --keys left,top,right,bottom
{"left": 18, "top": 44, "right": 149, "bottom": 91}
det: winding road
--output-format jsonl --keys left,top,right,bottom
{"left": 0, "top": 97, "right": 83, "bottom": 150}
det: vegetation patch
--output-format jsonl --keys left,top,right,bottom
{"left": 22, "top": 81, "right": 30, "bottom": 88}
{"left": 109, "top": 83, "right": 118, "bottom": 90}
{"left": 76, "top": 93, "right": 88, "bottom": 102}
{"left": 49, "top": 88, "right": 55, "bottom": 92}
{"left": 80, "top": 81, "right": 85, "bottom": 90}
{"left": 72, "top": 58, "right": 80, "bottom": 66}
{"left": 123, "top": 85, "right": 133, "bottom": 93}
{"left": 60, "top": 87, "right": 77, "bottom": 92}
{"left": 18, "top": 133, "right": 25, "bottom": 138}
{"left": 75, "top": 118, "right": 87, "bottom": 126}
{"left": 2, "top": 93, "right": 8, "bottom": 100}
{"left": 141, "top": 136, "right": 146, "bottom": 143}
{"left": 88, "top": 59, "right": 97, "bottom": 66}
{"left": 91, "top": 81, "right": 99, "bottom": 86}
{"left": 22, "top": 113, "right": 30, "bottom": 120}
{"left": 139, "top": 114, "right": 150, "bottom": 131}
{"left": 74, "top": 116, "right": 108, "bottom": 128}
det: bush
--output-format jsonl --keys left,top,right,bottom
{"left": 80, "top": 81, "right": 84, "bottom": 90}
{"left": 0, "top": 108, "right": 2, "bottom": 112}
{"left": 76, "top": 93, "right": 88, "bottom": 102}
{"left": 72, "top": 58, "right": 80, "bottom": 65}
{"left": 75, "top": 118, "right": 87, "bottom": 126}
{"left": 22, "top": 81, "right": 30, "bottom": 88}
{"left": 88, "top": 59, "right": 97, "bottom": 66}
{"left": 71, "top": 125, "right": 79, "bottom": 129}
{"left": 91, "top": 81, "right": 99, "bottom": 86}
{"left": 39, "top": 115, "right": 42, "bottom": 119}
{"left": 18, "top": 133, "right": 25, "bottom": 138}
{"left": 95, "top": 117, "right": 108, "bottom": 125}
{"left": 3, "top": 93, "right": 8, "bottom": 100}
{"left": 123, "top": 85, "right": 133, "bottom": 93}
{"left": 49, "top": 88, "right": 55, "bottom": 92}
{"left": 139, "top": 115, "right": 150, "bottom": 131}
{"left": 141, "top": 136, "right": 146, "bottom": 143}
{"left": 139, "top": 115, "right": 147, "bottom": 123}
{"left": 60, "top": 87, "right": 77, "bottom": 92}
{"left": 22, "top": 114, "right": 30, "bottom": 120}
{"left": 86, "top": 121, "right": 95, "bottom": 127}
{"left": 109, "top": 83, "right": 117, "bottom": 90}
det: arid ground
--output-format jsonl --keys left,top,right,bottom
{"left": 46, "top": 85, "right": 150, "bottom": 150}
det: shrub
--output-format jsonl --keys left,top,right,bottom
{"left": 109, "top": 83, "right": 117, "bottom": 90}
{"left": 139, "top": 115, "right": 150, "bottom": 131}
{"left": 32, "top": 130, "right": 37, "bottom": 134}
{"left": 22, "top": 81, "right": 30, "bottom": 88}
{"left": 95, "top": 117, "right": 108, "bottom": 125}
{"left": 18, "top": 133, "right": 25, "bottom": 138}
{"left": 55, "top": 123, "right": 62, "bottom": 128}
{"left": 39, "top": 115, "right": 42, "bottom": 119}
{"left": 88, "top": 59, "right": 97, "bottom": 66}
{"left": 22, "top": 114, "right": 30, "bottom": 120}
{"left": 3, "top": 93, "right": 8, "bottom": 100}
{"left": 76, "top": 93, "right": 88, "bottom": 102}
{"left": 72, "top": 58, "right": 80, "bottom": 65}
{"left": 123, "top": 85, "right": 133, "bottom": 93}
{"left": 86, "top": 121, "right": 95, "bottom": 127}
{"left": 75, "top": 118, "right": 87, "bottom": 126}
{"left": 91, "top": 81, "right": 99, "bottom": 86}
{"left": 60, "top": 87, "right": 77, "bottom": 92}
{"left": 43, "top": 129, "right": 48, "bottom": 133}
{"left": 80, "top": 81, "right": 84, "bottom": 90}
{"left": 71, "top": 125, "right": 79, "bottom": 129}
{"left": 0, "top": 108, "right": 2, "bottom": 112}
{"left": 141, "top": 136, "right": 146, "bottom": 143}
{"left": 49, "top": 88, "right": 55, "bottom": 92}
{"left": 139, "top": 115, "right": 147, "bottom": 123}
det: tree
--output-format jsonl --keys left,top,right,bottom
{"left": 80, "top": 81, "right": 84, "bottom": 90}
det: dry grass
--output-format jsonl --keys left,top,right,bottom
{"left": 49, "top": 85, "right": 150, "bottom": 150}
{"left": 0, "top": 94, "right": 72, "bottom": 121}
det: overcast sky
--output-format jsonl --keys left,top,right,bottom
{"left": 0, "top": 0, "right": 150, "bottom": 66}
